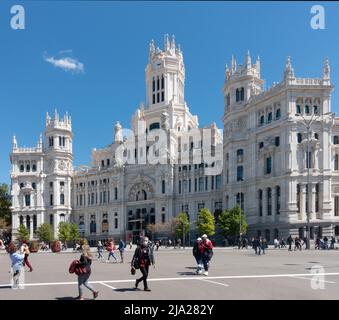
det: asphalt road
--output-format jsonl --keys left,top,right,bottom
{"left": 1, "top": 247, "right": 339, "bottom": 300}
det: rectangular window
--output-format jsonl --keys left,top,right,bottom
{"left": 211, "top": 176, "right": 214, "bottom": 190}
{"left": 306, "top": 152, "right": 312, "bottom": 169}
{"left": 25, "top": 194, "right": 31, "bottom": 207}
{"left": 266, "top": 157, "right": 272, "bottom": 174}
{"left": 297, "top": 184, "right": 300, "bottom": 213}
{"left": 335, "top": 196, "right": 339, "bottom": 216}
{"left": 161, "top": 213, "right": 166, "bottom": 223}
{"left": 179, "top": 181, "right": 182, "bottom": 194}
{"left": 157, "top": 93, "right": 160, "bottom": 103}
{"left": 115, "top": 218, "right": 118, "bottom": 229}
{"left": 189, "top": 179, "right": 191, "bottom": 192}
{"left": 216, "top": 175, "right": 222, "bottom": 190}
{"left": 114, "top": 187, "right": 118, "bottom": 200}
{"left": 199, "top": 177, "right": 204, "bottom": 192}
{"left": 152, "top": 94, "right": 155, "bottom": 104}
{"left": 315, "top": 184, "right": 319, "bottom": 213}
{"left": 194, "top": 178, "right": 197, "bottom": 192}
{"left": 205, "top": 176, "right": 208, "bottom": 191}
{"left": 50, "top": 194, "right": 54, "bottom": 206}
{"left": 259, "top": 190, "right": 263, "bottom": 216}
{"left": 237, "top": 166, "right": 244, "bottom": 181}
{"left": 161, "top": 91, "right": 164, "bottom": 102}
{"left": 162, "top": 180, "right": 165, "bottom": 194}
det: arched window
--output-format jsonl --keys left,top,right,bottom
{"left": 136, "top": 190, "right": 147, "bottom": 201}
{"left": 25, "top": 194, "right": 31, "bottom": 207}
{"left": 102, "top": 213, "right": 108, "bottom": 233}
{"left": 60, "top": 193, "right": 65, "bottom": 205}
{"left": 240, "top": 87, "right": 245, "bottom": 101}
{"left": 149, "top": 122, "right": 160, "bottom": 131}
{"left": 90, "top": 215, "right": 96, "bottom": 234}
{"left": 161, "top": 75, "right": 164, "bottom": 89}
{"left": 59, "top": 213, "right": 65, "bottom": 222}
{"left": 236, "top": 88, "right": 240, "bottom": 102}
{"left": 32, "top": 182, "right": 36, "bottom": 190}
{"left": 296, "top": 184, "right": 300, "bottom": 213}
{"left": 157, "top": 76, "right": 160, "bottom": 91}
{"left": 20, "top": 164, "right": 24, "bottom": 172}
{"left": 260, "top": 115, "right": 265, "bottom": 126}
{"left": 313, "top": 105, "right": 319, "bottom": 114}
{"left": 305, "top": 105, "right": 310, "bottom": 114}
{"left": 26, "top": 164, "right": 30, "bottom": 172}
{"left": 297, "top": 133, "right": 302, "bottom": 143}
{"left": 276, "top": 109, "right": 281, "bottom": 119}
{"left": 19, "top": 215, "right": 23, "bottom": 225}
{"left": 296, "top": 105, "right": 301, "bottom": 114}
{"left": 267, "top": 112, "right": 273, "bottom": 123}
{"left": 274, "top": 228, "right": 279, "bottom": 239}
{"left": 152, "top": 77, "right": 155, "bottom": 92}
{"left": 32, "top": 164, "right": 37, "bottom": 172}
{"left": 334, "top": 136, "right": 339, "bottom": 145}
{"left": 236, "top": 192, "right": 244, "bottom": 210}
{"left": 265, "top": 229, "right": 270, "bottom": 242}
{"left": 20, "top": 183, "right": 24, "bottom": 189}
{"left": 335, "top": 154, "right": 339, "bottom": 170}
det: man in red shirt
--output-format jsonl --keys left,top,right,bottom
{"left": 200, "top": 234, "right": 214, "bottom": 276}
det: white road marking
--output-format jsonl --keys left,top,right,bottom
{"left": 200, "top": 279, "right": 229, "bottom": 287}
{"left": 99, "top": 282, "right": 117, "bottom": 290}
{"left": 1, "top": 272, "right": 339, "bottom": 288}
{"left": 291, "top": 276, "right": 336, "bottom": 284}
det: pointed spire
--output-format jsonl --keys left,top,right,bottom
{"left": 171, "top": 34, "right": 176, "bottom": 51}
{"left": 225, "top": 64, "right": 230, "bottom": 80}
{"left": 245, "top": 50, "right": 251, "bottom": 68}
{"left": 54, "top": 109, "right": 59, "bottom": 121}
{"left": 12, "top": 134, "right": 17, "bottom": 150}
{"left": 284, "top": 56, "right": 295, "bottom": 80}
{"left": 37, "top": 133, "right": 43, "bottom": 149}
{"left": 164, "top": 33, "right": 170, "bottom": 51}
{"left": 149, "top": 39, "right": 155, "bottom": 59}
{"left": 46, "top": 112, "right": 51, "bottom": 126}
{"left": 323, "top": 57, "right": 330, "bottom": 80}
{"left": 256, "top": 56, "right": 260, "bottom": 75}
{"left": 231, "top": 55, "right": 236, "bottom": 74}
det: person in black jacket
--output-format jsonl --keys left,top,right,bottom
{"left": 193, "top": 237, "right": 202, "bottom": 274}
{"left": 131, "top": 236, "right": 155, "bottom": 291}
{"left": 77, "top": 245, "right": 99, "bottom": 300}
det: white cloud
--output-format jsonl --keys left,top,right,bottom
{"left": 43, "top": 52, "right": 84, "bottom": 74}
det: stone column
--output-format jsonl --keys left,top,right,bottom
{"left": 262, "top": 188, "right": 267, "bottom": 223}
{"left": 29, "top": 215, "right": 34, "bottom": 240}
{"left": 311, "top": 183, "right": 317, "bottom": 220}
{"left": 272, "top": 187, "right": 277, "bottom": 222}
{"left": 300, "top": 184, "right": 306, "bottom": 221}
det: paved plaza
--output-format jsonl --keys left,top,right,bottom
{"left": 1, "top": 247, "right": 339, "bottom": 300}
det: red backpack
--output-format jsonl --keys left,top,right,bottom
{"left": 69, "top": 260, "right": 86, "bottom": 275}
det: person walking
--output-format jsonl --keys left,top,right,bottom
{"left": 97, "top": 241, "right": 104, "bottom": 261}
{"left": 287, "top": 235, "right": 294, "bottom": 251}
{"left": 330, "top": 236, "right": 336, "bottom": 250}
{"left": 7, "top": 242, "right": 25, "bottom": 289}
{"left": 252, "top": 237, "right": 258, "bottom": 254}
{"left": 323, "top": 236, "right": 329, "bottom": 250}
{"left": 20, "top": 241, "right": 33, "bottom": 272}
{"left": 131, "top": 236, "right": 155, "bottom": 292}
{"left": 193, "top": 237, "right": 203, "bottom": 274}
{"left": 106, "top": 240, "right": 117, "bottom": 263}
{"left": 200, "top": 234, "right": 214, "bottom": 276}
{"left": 76, "top": 245, "right": 99, "bottom": 300}
{"left": 261, "top": 237, "right": 267, "bottom": 255}
{"left": 118, "top": 239, "right": 125, "bottom": 263}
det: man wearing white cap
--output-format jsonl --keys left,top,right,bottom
{"left": 200, "top": 234, "right": 214, "bottom": 276}
{"left": 192, "top": 237, "right": 203, "bottom": 274}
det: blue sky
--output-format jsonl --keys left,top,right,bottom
{"left": 0, "top": 1, "right": 338, "bottom": 184}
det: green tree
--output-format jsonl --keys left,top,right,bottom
{"left": 69, "top": 223, "right": 80, "bottom": 243}
{"left": 218, "top": 205, "right": 248, "bottom": 238}
{"left": 17, "top": 224, "right": 29, "bottom": 242}
{"left": 196, "top": 208, "right": 215, "bottom": 236}
{"left": 58, "top": 222, "right": 71, "bottom": 243}
{"left": 36, "top": 223, "right": 54, "bottom": 243}
{"left": 174, "top": 212, "right": 190, "bottom": 241}
{"left": 0, "top": 183, "right": 12, "bottom": 227}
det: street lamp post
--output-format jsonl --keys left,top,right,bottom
{"left": 295, "top": 111, "right": 333, "bottom": 250}
{"left": 239, "top": 177, "right": 244, "bottom": 248}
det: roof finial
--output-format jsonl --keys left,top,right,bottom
{"left": 323, "top": 57, "right": 330, "bottom": 80}
{"left": 245, "top": 50, "right": 251, "bottom": 68}
{"left": 149, "top": 39, "right": 155, "bottom": 59}
{"left": 164, "top": 33, "right": 170, "bottom": 51}
{"left": 284, "top": 56, "right": 294, "bottom": 80}
{"left": 12, "top": 134, "right": 17, "bottom": 150}
{"left": 171, "top": 34, "right": 175, "bottom": 51}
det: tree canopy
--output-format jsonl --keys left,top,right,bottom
{"left": 218, "top": 205, "right": 248, "bottom": 238}
{"left": 196, "top": 208, "right": 215, "bottom": 236}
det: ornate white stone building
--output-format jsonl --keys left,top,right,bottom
{"left": 9, "top": 35, "right": 339, "bottom": 244}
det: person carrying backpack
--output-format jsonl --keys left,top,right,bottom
{"left": 193, "top": 237, "right": 202, "bottom": 274}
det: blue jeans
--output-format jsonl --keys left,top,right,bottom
{"left": 97, "top": 250, "right": 103, "bottom": 259}
{"left": 78, "top": 273, "right": 94, "bottom": 297}
{"left": 194, "top": 256, "right": 202, "bottom": 272}
{"left": 202, "top": 256, "right": 210, "bottom": 271}
{"left": 107, "top": 251, "right": 117, "bottom": 261}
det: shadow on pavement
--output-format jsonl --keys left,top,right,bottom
{"left": 115, "top": 288, "right": 139, "bottom": 292}
{"left": 177, "top": 271, "right": 197, "bottom": 276}
{"left": 55, "top": 296, "right": 78, "bottom": 300}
